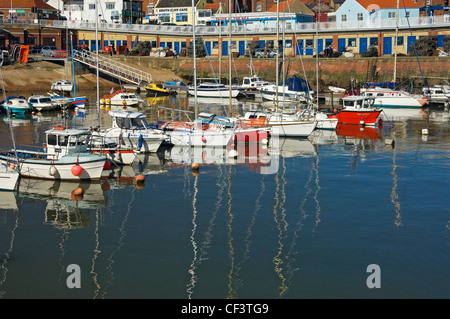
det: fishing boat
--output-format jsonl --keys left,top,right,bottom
{"left": 92, "top": 109, "right": 167, "bottom": 153}
{"left": 100, "top": 89, "right": 143, "bottom": 108}
{"left": 28, "top": 94, "right": 59, "bottom": 112}
{"left": 361, "top": 86, "right": 428, "bottom": 109}
{"left": 51, "top": 80, "right": 73, "bottom": 92}
{"left": 145, "top": 83, "right": 173, "bottom": 96}
{"left": 0, "top": 126, "right": 107, "bottom": 180}
{"left": 0, "top": 96, "right": 33, "bottom": 115}
{"left": 330, "top": 96, "right": 382, "bottom": 126}
{"left": 188, "top": 82, "right": 243, "bottom": 98}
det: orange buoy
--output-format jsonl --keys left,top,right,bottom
{"left": 71, "top": 187, "right": 84, "bottom": 201}
{"left": 136, "top": 174, "right": 145, "bottom": 183}
{"left": 101, "top": 181, "right": 110, "bottom": 191}
{"left": 191, "top": 163, "right": 199, "bottom": 170}
{"left": 201, "top": 136, "right": 206, "bottom": 142}
{"left": 104, "top": 161, "right": 111, "bottom": 170}
{"left": 71, "top": 164, "right": 83, "bottom": 176}
{"left": 9, "top": 163, "right": 15, "bottom": 170}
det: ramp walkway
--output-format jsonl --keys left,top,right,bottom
{"left": 72, "top": 49, "right": 152, "bottom": 86}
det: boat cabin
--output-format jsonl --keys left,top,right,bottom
{"left": 108, "top": 110, "right": 152, "bottom": 130}
{"left": 45, "top": 127, "right": 91, "bottom": 158}
{"left": 342, "top": 96, "right": 376, "bottom": 109}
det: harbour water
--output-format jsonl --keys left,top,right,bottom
{"left": 0, "top": 92, "right": 449, "bottom": 300}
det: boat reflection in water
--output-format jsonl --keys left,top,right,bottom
{"left": 16, "top": 178, "right": 108, "bottom": 229}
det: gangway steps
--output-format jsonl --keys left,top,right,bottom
{"left": 72, "top": 50, "right": 152, "bottom": 86}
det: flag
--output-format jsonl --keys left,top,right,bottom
{"left": 110, "top": 87, "right": 114, "bottom": 94}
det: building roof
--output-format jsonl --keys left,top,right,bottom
{"left": 0, "top": 0, "right": 56, "bottom": 11}
{"left": 267, "top": 0, "right": 315, "bottom": 15}
{"left": 155, "top": 0, "right": 200, "bottom": 8}
{"left": 356, "top": 0, "right": 420, "bottom": 10}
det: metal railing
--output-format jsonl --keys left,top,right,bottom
{"left": 72, "top": 49, "right": 152, "bottom": 86}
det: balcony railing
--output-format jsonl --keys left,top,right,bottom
{"left": 2, "top": 15, "right": 449, "bottom": 36}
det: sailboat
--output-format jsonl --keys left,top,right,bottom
{"left": 360, "top": 0, "right": 428, "bottom": 109}
{"left": 67, "top": 32, "right": 87, "bottom": 109}
{"left": 242, "top": 2, "right": 317, "bottom": 137}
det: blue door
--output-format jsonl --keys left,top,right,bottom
{"left": 360, "top": 38, "right": 367, "bottom": 55}
{"left": 160, "top": 42, "right": 165, "bottom": 49}
{"left": 175, "top": 42, "right": 180, "bottom": 55}
{"left": 407, "top": 36, "right": 416, "bottom": 54}
{"left": 338, "top": 38, "right": 346, "bottom": 52}
{"left": 317, "top": 39, "right": 323, "bottom": 55}
{"left": 223, "top": 41, "right": 228, "bottom": 56}
{"left": 205, "top": 41, "right": 211, "bottom": 56}
{"left": 305, "top": 39, "right": 313, "bottom": 55}
{"left": 437, "top": 35, "right": 444, "bottom": 48}
{"left": 296, "top": 39, "right": 303, "bottom": 55}
{"left": 383, "top": 37, "right": 392, "bottom": 55}
{"left": 239, "top": 41, "right": 245, "bottom": 56}
{"left": 258, "top": 40, "right": 265, "bottom": 48}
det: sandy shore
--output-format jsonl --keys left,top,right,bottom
{"left": 0, "top": 60, "right": 181, "bottom": 95}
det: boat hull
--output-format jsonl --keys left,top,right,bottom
{"left": 0, "top": 164, "right": 19, "bottom": 191}
{"left": 166, "top": 129, "right": 235, "bottom": 147}
{"left": 0, "top": 153, "right": 106, "bottom": 181}
{"left": 333, "top": 109, "right": 381, "bottom": 126}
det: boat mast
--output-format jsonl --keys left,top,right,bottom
{"left": 228, "top": 0, "right": 232, "bottom": 107}
{"left": 393, "top": 0, "right": 399, "bottom": 87}
{"left": 316, "top": 0, "right": 320, "bottom": 108}
{"left": 192, "top": 0, "right": 197, "bottom": 119}
{"left": 275, "top": 0, "right": 279, "bottom": 112}
{"left": 95, "top": 0, "right": 100, "bottom": 127}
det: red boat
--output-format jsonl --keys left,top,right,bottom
{"left": 330, "top": 96, "right": 382, "bottom": 126}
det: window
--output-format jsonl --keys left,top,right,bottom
{"left": 396, "top": 36, "right": 404, "bottom": 46}
{"left": 231, "top": 41, "right": 236, "bottom": 49}
{"left": 370, "top": 37, "right": 378, "bottom": 46}
{"left": 89, "top": 4, "right": 95, "bottom": 10}
{"left": 348, "top": 38, "right": 356, "bottom": 47}
{"left": 159, "top": 14, "right": 170, "bottom": 23}
{"left": 213, "top": 41, "right": 219, "bottom": 49}
{"left": 176, "top": 13, "right": 188, "bottom": 22}
{"left": 342, "top": 14, "right": 347, "bottom": 22}
{"left": 306, "top": 39, "right": 314, "bottom": 47}
{"left": 106, "top": 3, "right": 115, "bottom": 10}
{"left": 405, "top": 11, "right": 410, "bottom": 18}
{"left": 325, "top": 39, "right": 333, "bottom": 48}
{"left": 357, "top": 13, "right": 363, "bottom": 21}
{"left": 388, "top": 12, "right": 396, "bottom": 19}
{"left": 256, "top": 3, "right": 262, "bottom": 11}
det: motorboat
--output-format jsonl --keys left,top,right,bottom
{"left": 163, "top": 79, "right": 188, "bottom": 92}
{"left": 329, "top": 96, "right": 382, "bottom": 126}
{"left": 361, "top": 86, "right": 428, "bottom": 108}
{"left": 242, "top": 111, "right": 317, "bottom": 137}
{"left": 422, "top": 85, "right": 450, "bottom": 104}
{"left": 47, "top": 91, "right": 73, "bottom": 109}
{"left": 0, "top": 126, "right": 107, "bottom": 180}
{"left": 100, "top": 89, "right": 143, "bottom": 108}
{"left": 0, "top": 96, "right": 33, "bottom": 115}
{"left": 88, "top": 135, "right": 137, "bottom": 165}
{"left": 259, "top": 75, "right": 314, "bottom": 103}
{"left": 240, "top": 75, "right": 272, "bottom": 92}
{"left": 51, "top": 80, "right": 73, "bottom": 92}
{"left": 145, "top": 83, "right": 174, "bottom": 96}
{"left": 28, "top": 94, "right": 59, "bottom": 112}
{"left": 92, "top": 109, "right": 167, "bottom": 153}
{"left": 188, "top": 82, "right": 243, "bottom": 98}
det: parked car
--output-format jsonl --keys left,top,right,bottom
{"left": 41, "top": 46, "right": 67, "bottom": 58}
{"left": 254, "top": 48, "right": 281, "bottom": 58}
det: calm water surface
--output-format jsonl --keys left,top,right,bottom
{"left": 0, "top": 92, "right": 449, "bottom": 299}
